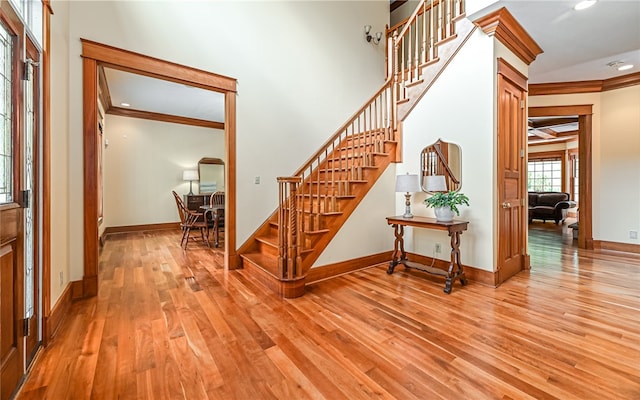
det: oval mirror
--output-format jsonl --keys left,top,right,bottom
{"left": 420, "top": 139, "right": 462, "bottom": 193}
{"left": 198, "top": 157, "right": 225, "bottom": 194}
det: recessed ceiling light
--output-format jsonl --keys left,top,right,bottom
{"left": 574, "top": 0, "right": 597, "bottom": 10}
{"left": 607, "top": 61, "right": 634, "bottom": 71}
{"left": 120, "top": 102, "right": 130, "bottom": 107}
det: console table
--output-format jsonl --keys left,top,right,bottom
{"left": 386, "top": 216, "right": 469, "bottom": 294}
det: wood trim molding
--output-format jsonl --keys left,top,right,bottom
{"left": 71, "top": 280, "right": 84, "bottom": 300}
{"left": 406, "top": 252, "right": 498, "bottom": 287}
{"left": 42, "top": 0, "right": 53, "bottom": 345}
{"left": 107, "top": 106, "right": 224, "bottom": 130}
{"left": 497, "top": 58, "right": 527, "bottom": 91}
{"left": 104, "top": 222, "right": 179, "bottom": 235}
{"left": 527, "top": 105, "right": 593, "bottom": 250}
{"left": 527, "top": 150, "right": 565, "bottom": 160}
{"left": 473, "top": 7, "right": 543, "bottom": 65}
{"left": 594, "top": 240, "right": 640, "bottom": 254}
{"left": 529, "top": 104, "right": 593, "bottom": 117}
{"left": 306, "top": 252, "right": 393, "bottom": 284}
{"left": 82, "top": 40, "right": 238, "bottom": 291}
{"left": 44, "top": 282, "right": 73, "bottom": 340}
{"left": 530, "top": 71, "right": 640, "bottom": 96}
{"left": 603, "top": 71, "right": 640, "bottom": 91}
{"left": 82, "top": 56, "right": 100, "bottom": 298}
{"left": 81, "top": 39, "right": 237, "bottom": 93}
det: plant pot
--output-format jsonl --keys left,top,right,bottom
{"left": 434, "top": 206, "right": 455, "bottom": 222}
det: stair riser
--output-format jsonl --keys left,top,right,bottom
{"left": 256, "top": 240, "right": 279, "bottom": 257}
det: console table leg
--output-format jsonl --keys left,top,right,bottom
{"left": 444, "top": 278, "right": 452, "bottom": 294}
{"left": 387, "top": 224, "right": 405, "bottom": 275}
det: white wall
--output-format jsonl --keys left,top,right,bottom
{"left": 530, "top": 85, "right": 640, "bottom": 245}
{"left": 314, "top": 165, "right": 396, "bottom": 267}
{"left": 50, "top": 0, "right": 71, "bottom": 299}
{"left": 400, "top": 29, "right": 497, "bottom": 272}
{"left": 49, "top": 1, "right": 388, "bottom": 306}
{"left": 103, "top": 116, "right": 223, "bottom": 227}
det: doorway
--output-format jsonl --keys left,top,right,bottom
{"left": 528, "top": 105, "right": 593, "bottom": 250}
{"left": 80, "top": 40, "right": 238, "bottom": 298}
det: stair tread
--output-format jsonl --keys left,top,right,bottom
{"left": 256, "top": 234, "right": 278, "bottom": 246}
{"left": 241, "top": 252, "right": 278, "bottom": 273}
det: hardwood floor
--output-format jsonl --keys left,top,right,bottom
{"left": 17, "top": 228, "right": 640, "bottom": 399}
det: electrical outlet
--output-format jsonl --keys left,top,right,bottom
{"left": 631, "top": 230, "right": 638, "bottom": 240}
{"left": 254, "top": 176, "right": 260, "bottom": 184}
{"left": 59, "top": 271, "right": 64, "bottom": 286}
{"left": 435, "top": 243, "right": 441, "bottom": 253}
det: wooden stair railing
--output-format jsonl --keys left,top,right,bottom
{"left": 387, "top": 0, "right": 465, "bottom": 102}
{"left": 239, "top": 0, "right": 470, "bottom": 298}
{"left": 274, "top": 79, "right": 396, "bottom": 280}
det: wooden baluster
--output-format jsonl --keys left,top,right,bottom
{"left": 438, "top": 0, "right": 444, "bottom": 43}
{"left": 414, "top": 19, "right": 419, "bottom": 80}
{"left": 421, "top": 2, "right": 427, "bottom": 65}
{"left": 430, "top": 7, "right": 435, "bottom": 60}
{"left": 315, "top": 157, "right": 320, "bottom": 229}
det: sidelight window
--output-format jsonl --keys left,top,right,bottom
{"left": 0, "top": 22, "right": 13, "bottom": 204}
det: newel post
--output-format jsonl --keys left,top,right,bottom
{"left": 277, "top": 177, "right": 302, "bottom": 280}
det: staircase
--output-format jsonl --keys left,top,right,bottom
{"left": 238, "top": 0, "right": 473, "bottom": 298}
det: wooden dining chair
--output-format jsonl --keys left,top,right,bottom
{"left": 207, "top": 191, "right": 225, "bottom": 247}
{"left": 172, "top": 190, "right": 209, "bottom": 249}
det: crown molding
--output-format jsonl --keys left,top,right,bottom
{"left": 530, "top": 71, "right": 640, "bottom": 96}
{"left": 473, "top": 7, "right": 543, "bottom": 66}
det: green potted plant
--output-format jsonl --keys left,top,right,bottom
{"left": 424, "top": 191, "right": 470, "bottom": 222}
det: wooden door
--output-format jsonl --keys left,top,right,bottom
{"left": 0, "top": 7, "right": 25, "bottom": 399}
{"left": 496, "top": 59, "right": 527, "bottom": 283}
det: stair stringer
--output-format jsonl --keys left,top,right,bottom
{"left": 397, "top": 17, "right": 477, "bottom": 122}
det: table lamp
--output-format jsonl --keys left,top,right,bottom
{"left": 183, "top": 169, "right": 199, "bottom": 195}
{"left": 425, "top": 175, "right": 447, "bottom": 193}
{"left": 395, "top": 173, "right": 421, "bottom": 218}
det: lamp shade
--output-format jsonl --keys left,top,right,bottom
{"left": 425, "top": 175, "right": 447, "bottom": 192}
{"left": 182, "top": 170, "right": 199, "bottom": 181}
{"left": 395, "top": 174, "right": 420, "bottom": 193}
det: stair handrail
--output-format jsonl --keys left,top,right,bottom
{"left": 292, "top": 77, "right": 394, "bottom": 178}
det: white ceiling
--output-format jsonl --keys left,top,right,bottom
{"left": 104, "top": 68, "right": 225, "bottom": 123}
{"left": 103, "top": 0, "right": 640, "bottom": 123}
{"left": 501, "top": 0, "right": 640, "bottom": 83}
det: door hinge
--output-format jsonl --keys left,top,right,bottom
{"left": 21, "top": 190, "right": 30, "bottom": 208}
{"left": 520, "top": 100, "right": 525, "bottom": 109}
{"left": 23, "top": 318, "right": 30, "bottom": 337}
{"left": 521, "top": 198, "right": 526, "bottom": 206}
{"left": 520, "top": 149, "right": 525, "bottom": 158}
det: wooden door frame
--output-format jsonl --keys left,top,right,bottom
{"left": 496, "top": 58, "right": 528, "bottom": 283}
{"left": 528, "top": 105, "right": 593, "bottom": 249}
{"left": 81, "top": 40, "right": 238, "bottom": 297}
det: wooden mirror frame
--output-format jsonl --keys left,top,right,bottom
{"left": 420, "top": 138, "right": 462, "bottom": 193}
